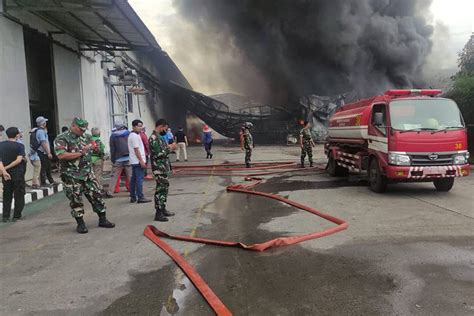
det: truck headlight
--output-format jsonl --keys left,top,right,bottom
{"left": 388, "top": 153, "right": 411, "bottom": 166}
{"left": 453, "top": 153, "right": 468, "bottom": 165}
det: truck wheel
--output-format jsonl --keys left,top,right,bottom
{"left": 327, "top": 152, "right": 348, "bottom": 177}
{"left": 369, "top": 159, "right": 387, "bottom": 193}
{"left": 433, "top": 178, "right": 454, "bottom": 192}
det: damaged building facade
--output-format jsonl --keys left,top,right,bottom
{"left": 0, "top": 0, "right": 190, "bottom": 179}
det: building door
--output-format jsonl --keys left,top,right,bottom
{"left": 23, "top": 27, "right": 57, "bottom": 139}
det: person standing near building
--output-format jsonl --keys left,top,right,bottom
{"left": 174, "top": 126, "right": 188, "bottom": 162}
{"left": 109, "top": 121, "right": 131, "bottom": 194}
{"left": 202, "top": 125, "right": 213, "bottom": 159}
{"left": 35, "top": 116, "right": 55, "bottom": 186}
{"left": 28, "top": 147, "right": 41, "bottom": 189}
{"left": 166, "top": 128, "right": 174, "bottom": 145}
{"left": 0, "top": 127, "right": 26, "bottom": 222}
{"left": 28, "top": 128, "right": 41, "bottom": 189}
{"left": 149, "top": 119, "right": 177, "bottom": 221}
{"left": 300, "top": 120, "right": 315, "bottom": 168}
{"left": 54, "top": 118, "right": 115, "bottom": 234}
{"left": 139, "top": 128, "right": 151, "bottom": 179}
{"left": 240, "top": 122, "right": 254, "bottom": 168}
{"left": 91, "top": 127, "right": 112, "bottom": 198}
{"left": 128, "top": 119, "right": 151, "bottom": 204}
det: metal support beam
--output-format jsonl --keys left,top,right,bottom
{"left": 78, "top": 40, "right": 149, "bottom": 51}
{"left": 48, "top": 0, "right": 116, "bottom": 49}
{"left": 94, "top": 11, "right": 132, "bottom": 46}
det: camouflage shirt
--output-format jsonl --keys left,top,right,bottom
{"left": 242, "top": 129, "right": 253, "bottom": 149}
{"left": 300, "top": 128, "right": 313, "bottom": 144}
{"left": 54, "top": 131, "right": 99, "bottom": 180}
{"left": 149, "top": 131, "right": 171, "bottom": 175}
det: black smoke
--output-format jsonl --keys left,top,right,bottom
{"left": 174, "top": 0, "right": 434, "bottom": 104}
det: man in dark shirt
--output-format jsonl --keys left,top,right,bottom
{"left": 0, "top": 127, "right": 26, "bottom": 222}
{"left": 174, "top": 126, "right": 188, "bottom": 162}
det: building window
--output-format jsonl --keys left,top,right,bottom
{"left": 127, "top": 93, "right": 134, "bottom": 113}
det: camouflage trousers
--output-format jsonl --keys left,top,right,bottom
{"left": 244, "top": 147, "right": 252, "bottom": 164}
{"left": 61, "top": 175, "right": 106, "bottom": 218}
{"left": 154, "top": 173, "right": 169, "bottom": 210}
{"left": 301, "top": 143, "right": 313, "bottom": 164}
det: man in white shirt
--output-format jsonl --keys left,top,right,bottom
{"left": 128, "top": 120, "right": 151, "bottom": 203}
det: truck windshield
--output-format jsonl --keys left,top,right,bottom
{"left": 389, "top": 99, "right": 464, "bottom": 131}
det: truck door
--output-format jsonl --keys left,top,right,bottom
{"left": 368, "top": 103, "right": 388, "bottom": 154}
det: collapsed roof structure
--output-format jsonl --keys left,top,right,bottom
{"left": 164, "top": 82, "right": 346, "bottom": 143}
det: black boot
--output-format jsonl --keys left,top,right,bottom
{"left": 75, "top": 217, "right": 89, "bottom": 234}
{"left": 98, "top": 213, "right": 115, "bottom": 228}
{"left": 209, "top": 153, "right": 213, "bottom": 159}
{"left": 162, "top": 207, "right": 175, "bottom": 217}
{"left": 301, "top": 158, "right": 305, "bottom": 168}
{"left": 309, "top": 162, "right": 313, "bottom": 167}
{"left": 154, "top": 208, "right": 169, "bottom": 222}
{"left": 246, "top": 163, "right": 251, "bottom": 168}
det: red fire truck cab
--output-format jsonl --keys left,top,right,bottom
{"left": 325, "top": 89, "right": 470, "bottom": 192}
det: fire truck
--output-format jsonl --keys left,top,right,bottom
{"left": 325, "top": 89, "right": 470, "bottom": 192}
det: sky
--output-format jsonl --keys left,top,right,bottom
{"left": 429, "top": 0, "right": 474, "bottom": 59}
{"left": 129, "top": 0, "right": 474, "bottom": 94}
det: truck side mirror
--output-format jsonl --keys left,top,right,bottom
{"left": 373, "top": 112, "right": 384, "bottom": 126}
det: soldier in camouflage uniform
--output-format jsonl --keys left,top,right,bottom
{"left": 149, "top": 119, "right": 177, "bottom": 222}
{"left": 240, "top": 122, "right": 254, "bottom": 168}
{"left": 300, "top": 120, "right": 315, "bottom": 168}
{"left": 54, "top": 118, "right": 115, "bottom": 234}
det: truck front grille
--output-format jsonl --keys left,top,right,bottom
{"left": 410, "top": 154, "right": 454, "bottom": 166}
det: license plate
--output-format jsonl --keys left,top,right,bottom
{"left": 423, "top": 166, "right": 445, "bottom": 175}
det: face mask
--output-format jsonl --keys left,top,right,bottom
{"left": 159, "top": 130, "right": 167, "bottom": 136}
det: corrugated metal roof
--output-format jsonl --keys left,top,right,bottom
{"left": 5, "top": 0, "right": 160, "bottom": 50}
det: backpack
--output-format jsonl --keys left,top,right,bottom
{"left": 30, "top": 129, "right": 41, "bottom": 152}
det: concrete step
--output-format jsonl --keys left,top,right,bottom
{"left": 0, "top": 183, "right": 63, "bottom": 214}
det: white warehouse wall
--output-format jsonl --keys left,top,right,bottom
{"left": 0, "top": 16, "right": 32, "bottom": 179}
{"left": 80, "top": 53, "right": 112, "bottom": 151}
{"left": 126, "top": 93, "right": 156, "bottom": 137}
{"left": 53, "top": 44, "right": 84, "bottom": 129}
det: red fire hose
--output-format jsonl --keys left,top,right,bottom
{"left": 144, "top": 161, "right": 348, "bottom": 315}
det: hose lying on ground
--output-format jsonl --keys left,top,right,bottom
{"left": 144, "top": 161, "right": 348, "bottom": 315}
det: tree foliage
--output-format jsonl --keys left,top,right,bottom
{"left": 447, "top": 33, "right": 474, "bottom": 154}
{"left": 456, "top": 34, "right": 474, "bottom": 76}
{"left": 447, "top": 75, "right": 474, "bottom": 122}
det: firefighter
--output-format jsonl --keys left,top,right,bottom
{"left": 300, "top": 120, "right": 315, "bottom": 167}
{"left": 240, "top": 122, "right": 254, "bottom": 168}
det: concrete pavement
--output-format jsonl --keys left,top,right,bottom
{"left": 1, "top": 145, "right": 473, "bottom": 315}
